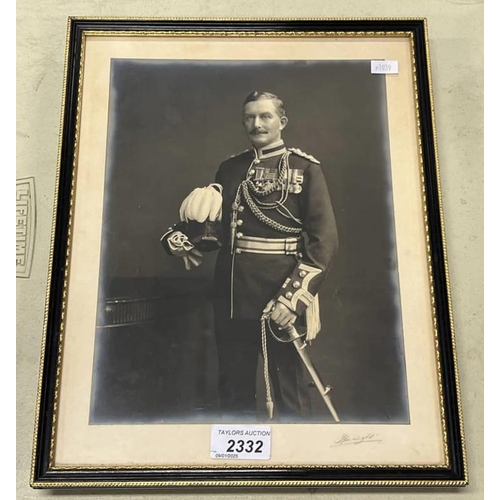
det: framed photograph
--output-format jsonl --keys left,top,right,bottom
{"left": 31, "top": 17, "right": 467, "bottom": 488}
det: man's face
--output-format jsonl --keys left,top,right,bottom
{"left": 242, "top": 99, "right": 288, "bottom": 148}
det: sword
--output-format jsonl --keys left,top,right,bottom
{"left": 284, "top": 324, "right": 341, "bottom": 423}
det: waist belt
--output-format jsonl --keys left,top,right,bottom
{"left": 234, "top": 235, "right": 302, "bottom": 255}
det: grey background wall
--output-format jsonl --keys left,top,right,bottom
{"left": 16, "top": 1, "right": 484, "bottom": 499}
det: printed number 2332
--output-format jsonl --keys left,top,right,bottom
{"left": 227, "top": 439, "right": 263, "bottom": 453}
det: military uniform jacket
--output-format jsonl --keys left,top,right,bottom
{"left": 162, "top": 140, "right": 338, "bottom": 321}
{"left": 211, "top": 141, "right": 338, "bottom": 321}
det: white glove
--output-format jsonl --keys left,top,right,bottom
{"left": 165, "top": 231, "right": 203, "bottom": 270}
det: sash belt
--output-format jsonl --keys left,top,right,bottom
{"left": 234, "top": 235, "right": 302, "bottom": 255}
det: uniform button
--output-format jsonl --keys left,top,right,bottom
{"left": 238, "top": 205, "right": 245, "bottom": 212}
{"left": 299, "top": 270, "right": 307, "bottom": 278}
{"left": 293, "top": 281, "right": 301, "bottom": 289}
{"left": 235, "top": 249, "right": 242, "bottom": 254}
{"left": 249, "top": 169, "right": 255, "bottom": 175}
{"left": 237, "top": 219, "right": 243, "bottom": 226}
{"left": 285, "top": 292, "right": 293, "bottom": 299}
{"left": 254, "top": 159, "right": 261, "bottom": 164}
{"left": 236, "top": 232, "right": 243, "bottom": 238}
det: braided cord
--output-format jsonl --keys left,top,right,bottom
{"left": 230, "top": 184, "right": 243, "bottom": 253}
{"left": 276, "top": 205, "right": 303, "bottom": 225}
{"left": 261, "top": 316, "right": 274, "bottom": 419}
{"left": 242, "top": 182, "right": 302, "bottom": 234}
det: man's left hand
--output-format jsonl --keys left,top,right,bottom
{"left": 263, "top": 300, "right": 297, "bottom": 330}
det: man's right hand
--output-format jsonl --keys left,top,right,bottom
{"left": 263, "top": 299, "right": 297, "bottom": 330}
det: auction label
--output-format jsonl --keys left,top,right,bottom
{"left": 210, "top": 425, "right": 271, "bottom": 460}
{"left": 371, "top": 60, "right": 399, "bottom": 74}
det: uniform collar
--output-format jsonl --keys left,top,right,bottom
{"left": 253, "top": 139, "right": 286, "bottom": 160}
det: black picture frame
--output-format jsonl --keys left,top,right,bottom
{"left": 31, "top": 17, "right": 467, "bottom": 489}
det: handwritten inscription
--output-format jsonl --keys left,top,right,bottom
{"left": 331, "top": 433, "right": 382, "bottom": 447}
{"left": 16, "top": 177, "right": 36, "bottom": 278}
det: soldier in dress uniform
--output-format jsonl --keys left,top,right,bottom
{"left": 161, "top": 91, "right": 338, "bottom": 420}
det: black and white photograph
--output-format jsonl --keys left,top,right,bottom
{"left": 89, "top": 59, "right": 409, "bottom": 426}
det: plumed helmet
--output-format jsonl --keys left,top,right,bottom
{"left": 179, "top": 184, "right": 223, "bottom": 252}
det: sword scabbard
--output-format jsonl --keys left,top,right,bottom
{"left": 285, "top": 325, "right": 340, "bottom": 423}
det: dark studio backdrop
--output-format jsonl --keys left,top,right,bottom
{"left": 89, "top": 59, "right": 409, "bottom": 424}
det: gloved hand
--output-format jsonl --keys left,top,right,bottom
{"left": 165, "top": 231, "right": 203, "bottom": 270}
{"left": 182, "top": 250, "right": 203, "bottom": 270}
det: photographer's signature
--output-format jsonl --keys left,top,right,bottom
{"left": 331, "top": 433, "right": 382, "bottom": 447}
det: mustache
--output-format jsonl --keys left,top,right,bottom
{"left": 250, "top": 129, "right": 268, "bottom": 135}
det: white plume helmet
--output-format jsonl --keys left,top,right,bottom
{"left": 179, "top": 183, "right": 223, "bottom": 223}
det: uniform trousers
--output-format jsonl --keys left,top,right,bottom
{"left": 214, "top": 316, "right": 311, "bottom": 421}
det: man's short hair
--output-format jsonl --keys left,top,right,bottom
{"left": 243, "top": 91, "right": 286, "bottom": 118}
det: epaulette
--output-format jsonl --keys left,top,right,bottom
{"left": 227, "top": 149, "right": 250, "bottom": 160}
{"left": 288, "top": 148, "right": 320, "bottom": 164}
